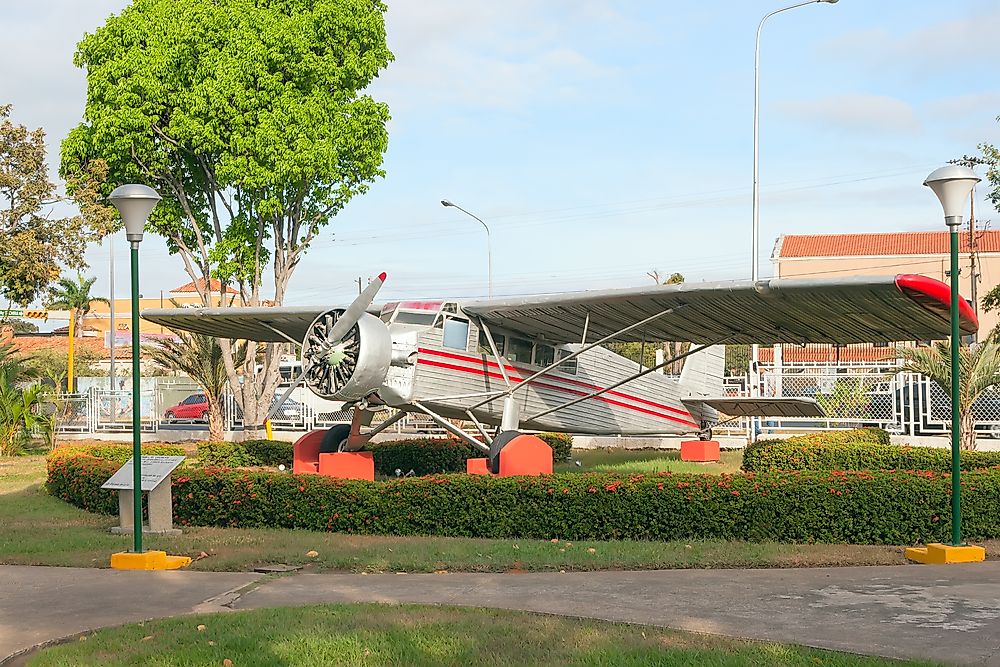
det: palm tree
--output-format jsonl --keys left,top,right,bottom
{"left": 899, "top": 341, "right": 1000, "bottom": 451}
{"left": 45, "top": 274, "right": 109, "bottom": 393}
{"left": 0, "top": 342, "right": 47, "bottom": 455}
{"left": 147, "top": 332, "right": 247, "bottom": 441}
{"left": 46, "top": 274, "right": 109, "bottom": 337}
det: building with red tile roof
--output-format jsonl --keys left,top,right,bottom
{"left": 773, "top": 229, "right": 999, "bottom": 338}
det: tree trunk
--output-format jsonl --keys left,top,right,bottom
{"left": 960, "top": 409, "right": 977, "bottom": 451}
{"left": 207, "top": 396, "right": 224, "bottom": 442}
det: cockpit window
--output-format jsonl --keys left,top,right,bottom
{"left": 443, "top": 318, "right": 470, "bottom": 350}
{"left": 394, "top": 311, "right": 437, "bottom": 326}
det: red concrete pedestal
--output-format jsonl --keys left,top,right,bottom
{"left": 466, "top": 458, "right": 490, "bottom": 475}
{"left": 318, "top": 451, "right": 375, "bottom": 480}
{"left": 680, "top": 440, "right": 720, "bottom": 462}
{"left": 499, "top": 435, "right": 553, "bottom": 476}
{"left": 292, "top": 430, "right": 325, "bottom": 474}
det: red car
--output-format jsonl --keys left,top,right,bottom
{"left": 163, "top": 393, "right": 210, "bottom": 422}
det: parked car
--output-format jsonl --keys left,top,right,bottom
{"left": 229, "top": 396, "right": 308, "bottom": 423}
{"left": 163, "top": 394, "right": 210, "bottom": 422}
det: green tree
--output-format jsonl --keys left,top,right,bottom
{"left": 147, "top": 333, "right": 247, "bottom": 441}
{"left": 61, "top": 0, "right": 392, "bottom": 437}
{"left": 0, "top": 318, "right": 38, "bottom": 334}
{"left": 899, "top": 341, "right": 1000, "bottom": 451}
{"left": 0, "top": 105, "right": 97, "bottom": 306}
{"left": 45, "top": 274, "right": 109, "bottom": 337}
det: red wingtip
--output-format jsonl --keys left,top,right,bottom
{"left": 378, "top": 271, "right": 387, "bottom": 282}
{"left": 895, "top": 274, "right": 979, "bottom": 334}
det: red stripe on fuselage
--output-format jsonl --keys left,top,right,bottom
{"left": 415, "top": 357, "right": 700, "bottom": 429}
{"left": 417, "top": 347, "right": 695, "bottom": 419}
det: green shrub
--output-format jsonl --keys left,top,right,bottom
{"left": 537, "top": 432, "right": 574, "bottom": 461}
{"left": 368, "top": 438, "right": 479, "bottom": 476}
{"left": 47, "top": 449, "right": 1000, "bottom": 544}
{"left": 742, "top": 428, "right": 1000, "bottom": 472}
{"left": 197, "top": 440, "right": 293, "bottom": 467}
{"left": 48, "top": 443, "right": 186, "bottom": 465}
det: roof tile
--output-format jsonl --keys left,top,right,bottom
{"left": 778, "top": 230, "right": 1000, "bottom": 258}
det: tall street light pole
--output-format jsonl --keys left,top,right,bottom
{"left": 923, "top": 165, "right": 979, "bottom": 550}
{"left": 441, "top": 199, "right": 493, "bottom": 298}
{"left": 750, "top": 0, "right": 838, "bottom": 439}
{"left": 108, "top": 184, "right": 160, "bottom": 555}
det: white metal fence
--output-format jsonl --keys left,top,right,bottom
{"left": 42, "top": 365, "right": 1000, "bottom": 440}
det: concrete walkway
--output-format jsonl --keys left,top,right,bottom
{"left": 4, "top": 563, "right": 1000, "bottom": 665}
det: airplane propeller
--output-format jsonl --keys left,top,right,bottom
{"left": 265, "top": 272, "right": 386, "bottom": 423}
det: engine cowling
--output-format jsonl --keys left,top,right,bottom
{"left": 301, "top": 310, "right": 392, "bottom": 401}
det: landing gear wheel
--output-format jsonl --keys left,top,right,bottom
{"left": 165, "top": 411, "right": 175, "bottom": 422}
{"left": 488, "top": 430, "right": 522, "bottom": 474}
{"left": 699, "top": 427, "right": 713, "bottom": 441}
{"left": 320, "top": 424, "right": 353, "bottom": 454}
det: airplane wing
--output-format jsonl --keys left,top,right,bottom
{"left": 141, "top": 306, "right": 332, "bottom": 343}
{"left": 683, "top": 397, "right": 824, "bottom": 418}
{"left": 461, "top": 274, "right": 977, "bottom": 345}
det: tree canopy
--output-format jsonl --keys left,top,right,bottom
{"left": 0, "top": 105, "right": 97, "bottom": 305}
{"left": 60, "top": 0, "right": 393, "bottom": 435}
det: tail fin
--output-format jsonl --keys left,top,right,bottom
{"left": 678, "top": 345, "right": 726, "bottom": 397}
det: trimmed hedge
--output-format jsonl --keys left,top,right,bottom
{"left": 48, "top": 443, "right": 186, "bottom": 465}
{"left": 367, "top": 438, "right": 478, "bottom": 476}
{"left": 537, "top": 432, "right": 574, "bottom": 462}
{"left": 47, "top": 449, "right": 1000, "bottom": 544}
{"left": 198, "top": 440, "right": 293, "bottom": 467}
{"left": 743, "top": 428, "right": 1000, "bottom": 473}
{"left": 196, "top": 432, "right": 576, "bottom": 475}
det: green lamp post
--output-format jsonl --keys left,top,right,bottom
{"left": 108, "top": 184, "right": 160, "bottom": 554}
{"left": 920, "top": 165, "right": 982, "bottom": 560}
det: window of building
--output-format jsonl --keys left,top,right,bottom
{"left": 443, "top": 318, "right": 470, "bottom": 350}
{"left": 534, "top": 344, "right": 554, "bottom": 367}
{"left": 506, "top": 337, "right": 533, "bottom": 364}
{"left": 557, "top": 349, "right": 578, "bottom": 374}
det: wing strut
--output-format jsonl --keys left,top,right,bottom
{"left": 470, "top": 306, "right": 680, "bottom": 412}
{"left": 526, "top": 338, "right": 728, "bottom": 422}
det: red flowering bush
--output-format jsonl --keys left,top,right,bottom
{"left": 46, "top": 448, "right": 1000, "bottom": 544}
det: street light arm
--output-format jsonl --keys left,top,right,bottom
{"left": 441, "top": 199, "right": 494, "bottom": 297}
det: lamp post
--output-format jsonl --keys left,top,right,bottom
{"left": 750, "top": 0, "right": 838, "bottom": 439}
{"left": 108, "top": 184, "right": 160, "bottom": 554}
{"left": 924, "top": 165, "right": 980, "bottom": 547}
{"left": 441, "top": 199, "right": 493, "bottom": 297}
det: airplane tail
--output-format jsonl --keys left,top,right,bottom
{"left": 678, "top": 345, "right": 726, "bottom": 398}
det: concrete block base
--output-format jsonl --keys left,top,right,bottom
{"left": 110, "top": 550, "right": 192, "bottom": 570}
{"left": 111, "top": 526, "right": 183, "bottom": 536}
{"left": 466, "top": 458, "right": 490, "bottom": 475}
{"left": 905, "top": 543, "right": 986, "bottom": 564}
{"left": 680, "top": 440, "right": 720, "bottom": 462}
{"left": 318, "top": 451, "right": 375, "bottom": 480}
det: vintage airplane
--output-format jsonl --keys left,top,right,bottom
{"left": 143, "top": 272, "right": 977, "bottom": 471}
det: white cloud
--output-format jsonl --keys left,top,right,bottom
{"left": 368, "top": 0, "right": 626, "bottom": 114}
{"left": 776, "top": 94, "right": 921, "bottom": 135}
{"left": 819, "top": 9, "right": 1000, "bottom": 76}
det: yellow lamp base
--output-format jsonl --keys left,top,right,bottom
{"left": 905, "top": 543, "right": 986, "bottom": 564}
{"left": 111, "top": 550, "right": 192, "bottom": 570}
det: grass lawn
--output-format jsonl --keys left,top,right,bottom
{"left": 3, "top": 453, "right": 981, "bottom": 573}
{"left": 25, "top": 603, "right": 939, "bottom": 667}
{"left": 556, "top": 447, "right": 743, "bottom": 475}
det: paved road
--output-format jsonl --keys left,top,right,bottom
{"left": 4, "top": 563, "right": 1000, "bottom": 665}
{"left": 0, "top": 566, "right": 260, "bottom": 663}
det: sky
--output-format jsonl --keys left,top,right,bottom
{"left": 3, "top": 0, "right": 1000, "bottom": 315}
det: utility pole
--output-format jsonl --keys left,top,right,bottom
{"left": 949, "top": 155, "right": 996, "bottom": 340}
